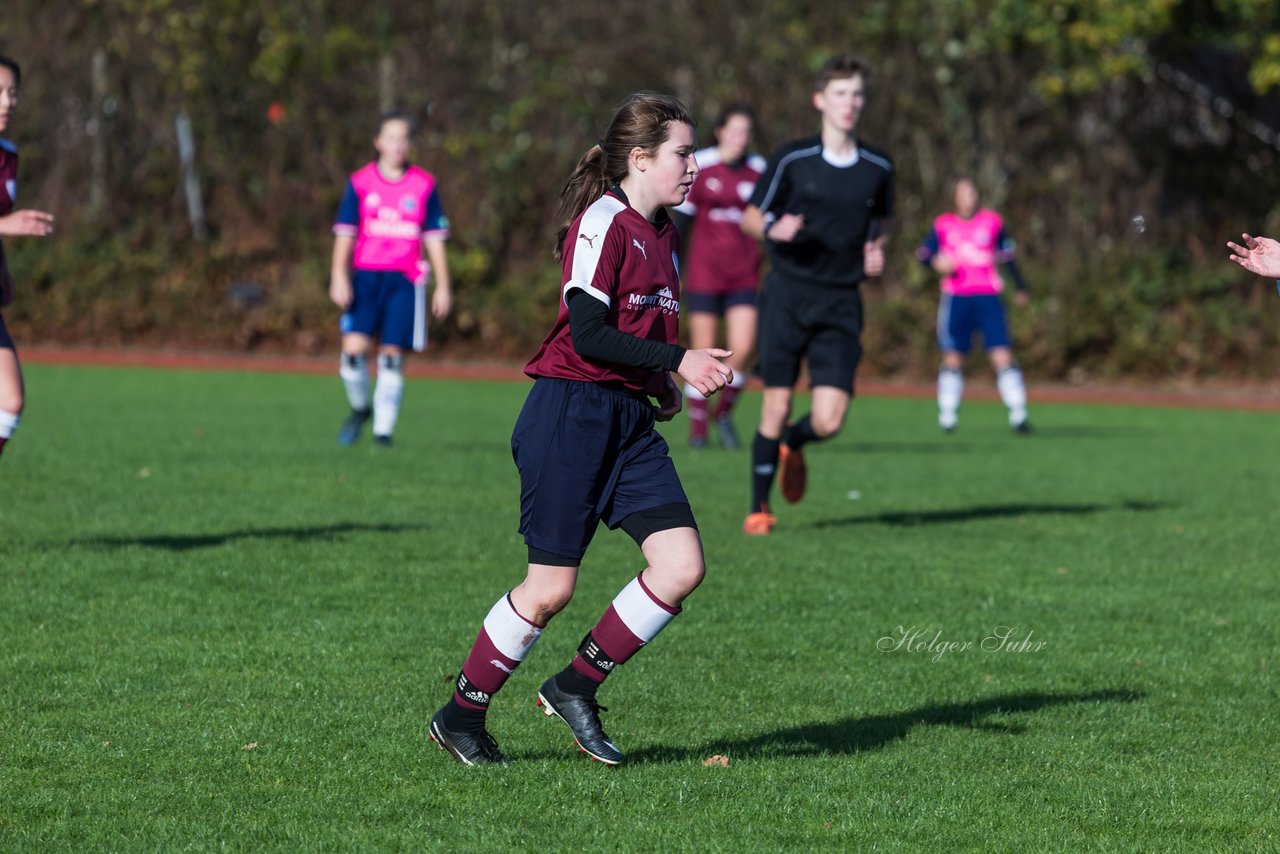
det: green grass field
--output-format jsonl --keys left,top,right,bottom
{"left": 2, "top": 364, "right": 1278, "bottom": 852}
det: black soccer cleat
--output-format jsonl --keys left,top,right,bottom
{"left": 1012, "top": 420, "right": 1033, "bottom": 435}
{"left": 372, "top": 434, "right": 393, "bottom": 448}
{"left": 429, "top": 708, "right": 508, "bottom": 766}
{"left": 715, "top": 414, "right": 740, "bottom": 450}
{"left": 536, "top": 676, "right": 622, "bottom": 765}
{"left": 337, "top": 408, "right": 371, "bottom": 447}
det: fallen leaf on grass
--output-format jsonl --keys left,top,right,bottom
{"left": 243, "top": 742, "right": 258, "bottom": 751}
{"left": 703, "top": 754, "right": 729, "bottom": 767}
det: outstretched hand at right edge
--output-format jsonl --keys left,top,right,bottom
{"left": 679, "top": 348, "right": 734, "bottom": 397}
{"left": 1227, "top": 233, "right": 1280, "bottom": 279}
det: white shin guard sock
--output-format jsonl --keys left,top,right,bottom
{"left": 340, "top": 353, "right": 371, "bottom": 412}
{"left": 938, "top": 369, "right": 963, "bottom": 428}
{"left": 0, "top": 409, "right": 19, "bottom": 440}
{"left": 373, "top": 353, "right": 405, "bottom": 437}
{"left": 997, "top": 366, "right": 1028, "bottom": 425}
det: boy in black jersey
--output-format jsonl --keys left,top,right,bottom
{"left": 740, "top": 55, "right": 893, "bottom": 535}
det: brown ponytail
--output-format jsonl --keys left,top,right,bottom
{"left": 554, "top": 92, "right": 695, "bottom": 259}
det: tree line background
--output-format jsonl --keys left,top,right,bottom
{"left": 3, "top": 0, "right": 1280, "bottom": 382}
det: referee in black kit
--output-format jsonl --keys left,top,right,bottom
{"left": 739, "top": 54, "right": 894, "bottom": 536}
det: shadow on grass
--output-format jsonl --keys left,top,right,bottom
{"left": 815, "top": 499, "right": 1171, "bottom": 528}
{"left": 72, "top": 522, "right": 428, "bottom": 552}
{"left": 624, "top": 688, "right": 1143, "bottom": 764}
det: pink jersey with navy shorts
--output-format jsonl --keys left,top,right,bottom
{"left": 333, "top": 162, "right": 449, "bottom": 283}
{"left": 0, "top": 139, "right": 17, "bottom": 290}
{"left": 929, "top": 209, "right": 1013, "bottom": 296}
{"left": 524, "top": 190, "right": 681, "bottom": 397}
{"left": 678, "top": 148, "right": 765, "bottom": 295}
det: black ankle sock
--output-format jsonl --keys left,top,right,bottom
{"left": 442, "top": 697, "right": 487, "bottom": 735}
{"left": 555, "top": 666, "right": 600, "bottom": 699}
{"left": 783, "top": 414, "right": 822, "bottom": 450}
{"left": 751, "top": 432, "right": 780, "bottom": 513}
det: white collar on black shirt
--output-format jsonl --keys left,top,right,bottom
{"left": 821, "top": 146, "right": 859, "bottom": 168}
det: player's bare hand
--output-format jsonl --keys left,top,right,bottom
{"left": 329, "top": 274, "right": 353, "bottom": 310}
{"left": 863, "top": 241, "right": 885, "bottom": 277}
{"left": 678, "top": 348, "right": 734, "bottom": 397}
{"left": 0, "top": 209, "right": 54, "bottom": 238}
{"left": 654, "top": 375, "right": 682, "bottom": 421}
{"left": 931, "top": 252, "right": 956, "bottom": 276}
{"left": 1227, "top": 233, "right": 1280, "bottom": 279}
{"left": 767, "top": 214, "right": 804, "bottom": 243}
{"left": 431, "top": 287, "right": 453, "bottom": 319}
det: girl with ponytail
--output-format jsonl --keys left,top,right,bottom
{"left": 429, "top": 92, "right": 733, "bottom": 767}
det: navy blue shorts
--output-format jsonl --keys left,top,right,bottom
{"left": 340, "top": 270, "right": 427, "bottom": 351}
{"left": 0, "top": 313, "right": 12, "bottom": 351}
{"left": 937, "top": 293, "right": 1010, "bottom": 354}
{"left": 512, "top": 378, "right": 691, "bottom": 561}
{"left": 686, "top": 288, "right": 758, "bottom": 316}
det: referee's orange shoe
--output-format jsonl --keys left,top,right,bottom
{"left": 778, "top": 442, "right": 807, "bottom": 503}
{"left": 742, "top": 507, "right": 777, "bottom": 536}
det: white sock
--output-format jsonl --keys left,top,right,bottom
{"left": 997, "top": 366, "right": 1028, "bottom": 425}
{"left": 340, "top": 353, "right": 370, "bottom": 412}
{"left": 938, "top": 368, "right": 963, "bottom": 428}
{"left": 372, "top": 353, "right": 405, "bottom": 437}
{"left": 0, "top": 409, "right": 19, "bottom": 439}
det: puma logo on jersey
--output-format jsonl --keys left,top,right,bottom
{"left": 579, "top": 233, "right": 598, "bottom": 249}
{"left": 632, "top": 238, "right": 647, "bottom": 259}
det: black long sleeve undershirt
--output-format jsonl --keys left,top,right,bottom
{"left": 567, "top": 289, "right": 685, "bottom": 373}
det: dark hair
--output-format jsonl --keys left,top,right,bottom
{"left": 554, "top": 92, "right": 696, "bottom": 259}
{"left": 0, "top": 54, "right": 20, "bottom": 87}
{"left": 376, "top": 110, "right": 416, "bottom": 136}
{"left": 714, "top": 103, "right": 755, "bottom": 131}
{"left": 815, "top": 54, "right": 870, "bottom": 91}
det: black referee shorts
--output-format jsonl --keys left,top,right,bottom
{"left": 757, "top": 272, "right": 863, "bottom": 393}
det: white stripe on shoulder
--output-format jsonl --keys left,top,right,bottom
{"left": 747, "top": 154, "right": 768, "bottom": 173}
{"left": 0, "top": 138, "right": 16, "bottom": 154}
{"left": 756, "top": 144, "right": 822, "bottom": 213}
{"left": 564, "top": 195, "right": 627, "bottom": 307}
{"left": 694, "top": 146, "right": 721, "bottom": 169}
{"left": 860, "top": 150, "right": 893, "bottom": 173}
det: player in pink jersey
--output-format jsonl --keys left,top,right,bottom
{"left": 0, "top": 54, "right": 55, "bottom": 462}
{"left": 428, "top": 93, "right": 732, "bottom": 767}
{"left": 917, "top": 177, "right": 1030, "bottom": 433}
{"left": 674, "top": 104, "right": 766, "bottom": 449}
{"left": 330, "top": 111, "right": 452, "bottom": 448}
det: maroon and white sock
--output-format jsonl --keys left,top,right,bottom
{"left": 0, "top": 410, "right": 18, "bottom": 460}
{"left": 685, "top": 384, "right": 709, "bottom": 441}
{"left": 571, "top": 574, "right": 681, "bottom": 684}
{"left": 453, "top": 593, "right": 542, "bottom": 711}
{"left": 713, "top": 377, "right": 742, "bottom": 419}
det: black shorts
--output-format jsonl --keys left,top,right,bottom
{"left": 0, "top": 313, "right": 12, "bottom": 351}
{"left": 685, "top": 289, "right": 758, "bottom": 316}
{"left": 756, "top": 272, "right": 863, "bottom": 393}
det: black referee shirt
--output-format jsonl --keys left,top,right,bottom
{"left": 750, "top": 136, "right": 894, "bottom": 288}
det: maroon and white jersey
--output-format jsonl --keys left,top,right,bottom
{"left": 525, "top": 189, "right": 681, "bottom": 396}
{"left": 678, "top": 147, "right": 765, "bottom": 295}
{"left": 0, "top": 139, "right": 17, "bottom": 285}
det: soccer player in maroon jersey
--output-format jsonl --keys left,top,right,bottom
{"left": 428, "top": 93, "right": 733, "bottom": 766}
{"left": 0, "top": 54, "right": 55, "bottom": 462}
{"left": 675, "top": 105, "right": 766, "bottom": 449}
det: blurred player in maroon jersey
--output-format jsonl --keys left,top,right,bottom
{"left": 0, "top": 54, "right": 55, "bottom": 462}
{"left": 428, "top": 93, "right": 732, "bottom": 767}
{"left": 674, "top": 105, "right": 766, "bottom": 449}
